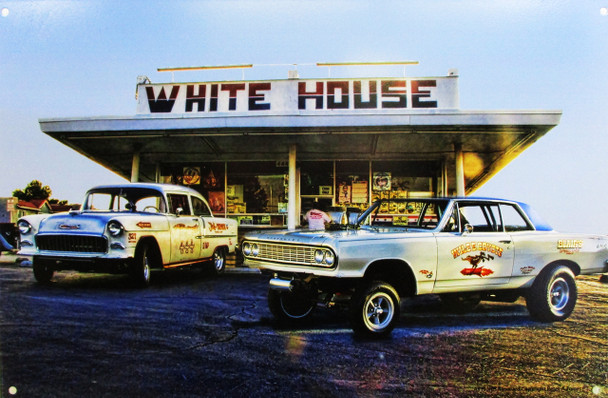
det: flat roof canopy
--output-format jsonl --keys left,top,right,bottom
{"left": 40, "top": 109, "right": 561, "bottom": 194}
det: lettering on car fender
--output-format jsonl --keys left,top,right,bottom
{"left": 208, "top": 222, "right": 229, "bottom": 232}
{"left": 136, "top": 222, "right": 152, "bottom": 229}
{"left": 557, "top": 240, "right": 583, "bottom": 254}
{"left": 520, "top": 266, "right": 535, "bottom": 275}
{"left": 419, "top": 270, "right": 434, "bottom": 279}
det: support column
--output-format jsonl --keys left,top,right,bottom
{"left": 155, "top": 163, "right": 161, "bottom": 183}
{"left": 455, "top": 144, "right": 465, "bottom": 197}
{"left": 288, "top": 144, "right": 297, "bottom": 230}
{"left": 131, "top": 152, "right": 140, "bottom": 183}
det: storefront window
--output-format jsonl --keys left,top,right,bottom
{"left": 160, "top": 163, "right": 225, "bottom": 214}
{"left": 158, "top": 159, "right": 439, "bottom": 228}
{"left": 335, "top": 161, "right": 370, "bottom": 211}
{"left": 300, "top": 161, "right": 333, "bottom": 196}
{"left": 372, "top": 160, "right": 437, "bottom": 201}
{"left": 227, "top": 161, "right": 288, "bottom": 226}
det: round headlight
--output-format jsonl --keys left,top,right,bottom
{"left": 314, "top": 249, "right": 325, "bottom": 264}
{"left": 324, "top": 250, "right": 335, "bottom": 266}
{"left": 18, "top": 220, "right": 32, "bottom": 235}
{"left": 107, "top": 221, "right": 124, "bottom": 237}
{"left": 251, "top": 243, "right": 259, "bottom": 256}
{"left": 242, "top": 242, "right": 251, "bottom": 256}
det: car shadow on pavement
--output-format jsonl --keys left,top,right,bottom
{"left": 29, "top": 266, "right": 232, "bottom": 291}
{"left": 250, "top": 295, "right": 538, "bottom": 340}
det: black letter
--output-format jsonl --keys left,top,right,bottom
{"left": 327, "top": 81, "right": 349, "bottom": 109}
{"left": 146, "top": 86, "right": 180, "bottom": 113}
{"left": 298, "top": 82, "right": 324, "bottom": 109}
{"left": 412, "top": 80, "right": 437, "bottom": 108}
{"left": 354, "top": 81, "right": 377, "bottom": 109}
{"left": 185, "top": 85, "right": 206, "bottom": 112}
{"left": 249, "top": 83, "right": 271, "bottom": 110}
{"left": 381, "top": 80, "right": 406, "bottom": 108}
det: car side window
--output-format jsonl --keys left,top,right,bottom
{"left": 443, "top": 206, "right": 460, "bottom": 232}
{"left": 192, "top": 196, "right": 212, "bottom": 217}
{"left": 500, "top": 204, "right": 533, "bottom": 232}
{"left": 167, "top": 194, "right": 192, "bottom": 215}
{"left": 458, "top": 204, "right": 500, "bottom": 232}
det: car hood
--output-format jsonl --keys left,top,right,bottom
{"left": 245, "top": 226, "right": 431, "bottom": 246}
{"left": 38, "top": 212, "right": 128, "bottom": 235}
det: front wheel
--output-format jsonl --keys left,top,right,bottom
{"left": 33, "top": 259, "right": 54, "bottom": 284}
{"left": 526, "top": 265, "right": 577, "bottom": 322}
{"left": 350, "top": 281, "right": 400, "bottom": 338}
{"left": 130, "top": 243, "right": 154, "bottom": 288}
{"left": 268, "top": 288, "right": 316, "bottom": 324}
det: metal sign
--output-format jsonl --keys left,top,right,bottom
{"left": 136, "top": 76, "right": 459, "bottom": 115}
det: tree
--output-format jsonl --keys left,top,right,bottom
{"left": 12, "top": 180, "right": 52, "bottom": 201}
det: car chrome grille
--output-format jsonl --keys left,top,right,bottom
{"left": 256, "top": 243, "right": 316, "bottom": 265}
{"left": 36, "top": 235, "right": 108, "bottom": 253}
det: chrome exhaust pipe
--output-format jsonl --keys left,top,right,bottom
{"left": 269, "top": 277, "right": 293, "bottom": 292}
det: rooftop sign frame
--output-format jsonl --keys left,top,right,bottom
{"left": 136, "top": 76, "right": 459, "bottom": 115}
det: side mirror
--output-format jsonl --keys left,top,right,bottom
{"left": 176, "top": 207, "right": 184, "bottom": 216}
{"left": 463, "top": 224, "right": 474, "bottom": 235}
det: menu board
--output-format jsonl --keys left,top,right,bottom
{"left": 351, "top": 181, "right": 368, "bottom": 204}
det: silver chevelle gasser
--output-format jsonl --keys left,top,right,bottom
{"left": 18, "top": 183, "right": 237, "bottom": 287}
{"left": 242, "top": 198, "right": 608, "bottom": 337}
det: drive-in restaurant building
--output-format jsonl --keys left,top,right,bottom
{"left": 38, "top": 63, "right": 561, "bottom": 232}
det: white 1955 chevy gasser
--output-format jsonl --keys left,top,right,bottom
{"left": 17, "top": 183, "right": 237, "bottom": 287}
{"left": 242, "top": 197, "right": 608, "bottom": 338}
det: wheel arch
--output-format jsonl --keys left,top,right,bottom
{"left": 134, "top": 236, "right": 163, "bottom": 268}
{"left": 213, "top": 244, "right": 229, "bottom": 255}
{"left": 543, "top": 259, "right": 581, "bottom": 276}
{"left": 362, "top": 259, "right": 417, "bottom": 297}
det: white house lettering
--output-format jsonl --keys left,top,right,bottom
{"left": 144, "top": 79, "right": 439, "bottom": 113}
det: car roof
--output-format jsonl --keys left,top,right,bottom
{"left": 370, "top": 197, "right": 553, "bottom": 231}
{"left": 86, "top": 183, "right": 201, "bottom": 196}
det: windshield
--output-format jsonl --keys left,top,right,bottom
{"left": 358, "top": 199, "right": 449, "bottom": 230}
{"left": 83, "top": 188, "right": 167, "bottom": 213}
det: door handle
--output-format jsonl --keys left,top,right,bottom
{"left": 499, "top": 240, "right": 512, "bottom": 244}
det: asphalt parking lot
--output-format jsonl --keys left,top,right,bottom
{"left": 0, "top": 255, "right": 606, "bottom": 397}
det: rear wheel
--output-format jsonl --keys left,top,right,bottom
{"left": 33, "top": 258, "right": 54, "bottom": 284}
{"left": 210, "top": 248, "right": 226, "bottom": 274}
{"left": 526, "top": 265, "right": 577, "bottom": 322}
{"left": 350, "top": 281, "right": 400, "bottom": 338}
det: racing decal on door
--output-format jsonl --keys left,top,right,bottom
{"left": 173, "top": 223, "right": 198, "bottom": 230}
{"left": 451, "top": 242, "right": 503, "bottom": 259}
{"left": 460, "top": 252, "right": 495, "bottom": 277}
{"left": 450, "top": 242, "right": 503, "bottom": 277}
{"left": 179, "top": 240, "right": 196, "bottom": 254}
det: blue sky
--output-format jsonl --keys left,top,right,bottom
{"left": 1, "top": 0, "right": 607, "bottom": 233}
